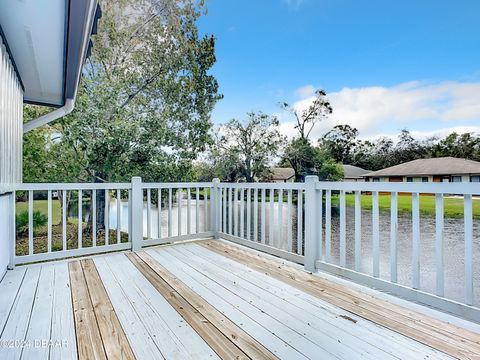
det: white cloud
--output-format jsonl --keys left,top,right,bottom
{"left": 295, "top": 84, "right": 316, "bottom": 99}
{"left": 279, "top": 81, "right": 480, "bottom": 141}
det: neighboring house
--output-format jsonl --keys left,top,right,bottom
{"left": 0, "top": 0, "right": 99, "bottom": 276}
{"left": 342, "top": 164, "right": 370, "bottom": 182}
{"left": 266, "top": 168, "right": 296, "bottom": 183}
{"left": 364, "top": 157, "right": 480, "bottom": 183}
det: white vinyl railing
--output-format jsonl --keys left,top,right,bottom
{"left": 10, "top": 176, "right": 480, "bottom": 321}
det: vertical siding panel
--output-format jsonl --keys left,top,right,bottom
{"left": 0, "top": 39, "right": 23, "bottom": 192}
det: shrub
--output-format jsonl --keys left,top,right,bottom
{"left": 16, "top": 210, "right": 48, "bottom": 235}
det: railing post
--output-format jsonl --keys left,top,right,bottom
{"left": 131, "top": 177, "right": 143, "bottom": 251}
{"left": 304, "top": 175, "right": 319, "bottom": 272}
{"left": 8, "top": 192, "right": 16, "bottom": 269}
{"left": 211, "top": 178, "right": 220, "bottom": 239}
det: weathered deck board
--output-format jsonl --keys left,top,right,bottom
{"left": 167, "top": 245, "right": 384, "bottom": 359}
{"left": 189, "top": 242, "right": 450, "bottom": 358}
{"left": 95, "top": 253, "right": 218, "bottom": 360}
{"left": 0, "top": 238, "right": 477, "bottom": 360}
{"left": 50, "top": 263, "right": 77, "bottom": 360}
{"left": 81, "top": 259, "right": 135, "bottom": 360}
{"left": 201, "top": 240, "right": 480, "bottom": 360}
{"left": 127, "top": 252, "right": 252, "bottom": 360}
{"left": 0, "top": 267, "right": 40, "bottom": 360}
{"left": 21, "top": 265, "right": 55, "bottom": 360}
{"left": 174, "top": 243, "right": 447, "bottom": 360}
{"left": 93, "top": 256, "right": 166, "bottom": 360}
{"left": 69, "top": 261, "right": 107, "bottom": 360}
{"left": 147, "top": 247, "right": 319, "bottom": 359}
{"left": 136, "top": 251, "right": 278, "bottom": 360}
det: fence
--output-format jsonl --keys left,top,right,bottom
{"left": 11, "top": 176, "right": 480, "bottom": 321}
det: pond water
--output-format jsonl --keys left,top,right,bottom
{"left": 98, "top": 197, "right": 480, "bottom": 306}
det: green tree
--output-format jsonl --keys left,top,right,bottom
{"left": 214, "top": 112, "right": 285, "bottom": 182}
{"left": 319, "top": 124, "right": 359, "bottom": 164}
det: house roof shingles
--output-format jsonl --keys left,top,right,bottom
{"left": 270, "top": 168, "right": 295, "bottom": 180}
{"left": 365, "top": 157, "right": 480, "bottom": 177}
{"left": 343, "top": 164, "right": 370, "bottom": 179}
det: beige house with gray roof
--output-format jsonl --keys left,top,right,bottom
{"left": 364, "top": 157, "right": 480, "bottom": 183}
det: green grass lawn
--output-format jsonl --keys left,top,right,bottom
{"left": 332, "top": 194, "right": 480, "bottom": 219}
{"left": 16, "top": 199, "right": 62, "bottom": 224}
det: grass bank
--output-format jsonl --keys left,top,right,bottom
{"left": 332, "top": 194, "right": 480, "bottom": 219}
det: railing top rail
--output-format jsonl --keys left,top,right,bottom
{"left": 218, "top": 182, "right": 306, "bottom": 190}
{"left": 142, "top": 182, "right": 214, "bottom": 189}
{"left": 316, "top": 181, "right": 480, "bottom": 194}
{"left": 16, "top": 183, "right": 132, "bottom": 191}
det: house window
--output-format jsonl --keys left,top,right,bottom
{"left": 406, "top": 177, "right": 413, "bottom": 182}
{"left": 422, "top": 177, "right": 428, "bottom": 182}
{"left": 451, "top": 176, "right": 462, "bottom": 183}
{"left": 471, "top": 176, "right": 480, "bottom": 183}
{"left": 372, "top": 177, "right": 380, "bottom": 182}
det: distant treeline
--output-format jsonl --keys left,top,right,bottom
{"left": 318, "top": 125, "right": 480, "bottom": 171}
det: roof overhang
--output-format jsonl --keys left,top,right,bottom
{"left": 0, "top": 0, "right": 100, "bottom": 107}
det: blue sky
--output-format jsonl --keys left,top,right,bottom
{"left": 198, "top": 0, "right": 480, "bottom": 140}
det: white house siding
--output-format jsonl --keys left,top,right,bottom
{"left": 0, "top": 37, "right": 23, "bottom": 277}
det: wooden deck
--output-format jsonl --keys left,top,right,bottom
{"left": 1, "top": 240, "right": 479, "bottom": 360}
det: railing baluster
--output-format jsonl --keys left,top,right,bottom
{"left": 278, "top": 189, "right": 283, "bottom": 249}
{"left": 187, "top": 188, "right": 191, "bottom": 235}
{"left": 317, "top": 188, "right": 323, "bottom": 261}
{"left": 105, "top": 189, "right": 109, "bottom": 245}
{"left": 339, "top": 190, "right": 346, "bottom": 267}
{"left": 168, "top": 188, "right": 172, "bottom": 237}
{"left": 158, "top": 188, "right": 162, "bottom": 239}
{"left": 47, "top": 190, "right": 52, "bottom": 253}
{"left": 178, "top": 188, "right": 182, "bottom": 236}
{"left": 254, "top": 189, "right": 258, "bottom": 242}
{"left": 354, "top": 190, "right": 361, "bottom": 272}
{"left": 62, "top": 190, "right": 67, "bottom": 250}
{"left": 246, "top": 188, "right": 251, "bottom": 240}
{"left": 435, "top": 193, "right": 444, "bottom": 297}
{"left": 325, "top": 189, "right": 332, "bottom": 262}
{"left": 261, "top": 188, "right": 266, "bottom": 244}
{"left": 269, "top": 189, "right": 274, "bottom": 246}
{"left": 204, "top": 187, "right": 208, "bottom": 232}
{"left": 228, "top": 187, "right": 233, "bottom": 235}
{"left": 92, "top": 189, "right": 97, "bottom": 247}
{"left": 222, "top": 188, "right": 226, "bottom": 233}
{"left": 147, "top": 188, "right": 152, "bottom": 239}
{"left": 287, "top": 189, "right": 292, "bottom": 252}
{"left": 390, "top": 192, "right": 398, "bottom": 283}
{"left": 240, "top": 188, "right": 245, "bottom": 238}
{"left": 196, "top": 187, "right": 200, "bottom": 233}
{"left": 28, "top": 190, "right": 33, "bottom": 255}
{"left": 464, "top": 194, "right": 473, "bottom": 305}
{"left": 234, "top": 188, "right": 238, "bottom": 237}
{"left": 297, "top": 189, "right": 303, "bottom": 255}
{"left": 116, "top": 189, "right": 121, "bottom": 244}
{"left": 78, "top": 189, "right": 83, "bottom": 249}
{"left": 372, "top": 191, "right": 379, "bottom": 278}
{"left": 412, "top": 192, "right": 420, "bottom": 289}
